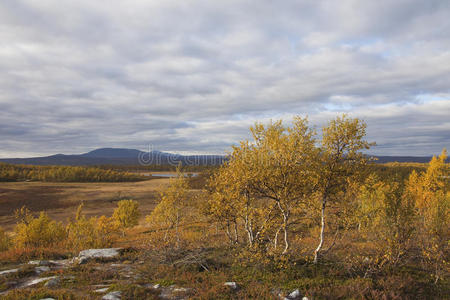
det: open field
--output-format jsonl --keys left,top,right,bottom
{"left": 0, "top": 178, "right": 172, "bottom": 231}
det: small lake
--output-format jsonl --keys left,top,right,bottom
{"left": 143, "top": 173, "right": 198, "bottom": 178}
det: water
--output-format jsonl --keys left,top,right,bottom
{"left": 145, "top": 173, "right": 198, "bottom": 178}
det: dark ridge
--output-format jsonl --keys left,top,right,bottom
{"left": 0, "top": 148, "right": 226, "bottom": 166}
{"left": 1, "top": 148, "right": 446, "bottom": 166}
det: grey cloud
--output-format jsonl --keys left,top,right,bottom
{"left": 0, "top": 0, "right": 448, "bottom": 157}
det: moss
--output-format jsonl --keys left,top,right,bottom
{"left": 108, "top": 283, "right": 160, "bottom": 300}
{"left": 1, "top": 287, "right": 86, "bottom": 300}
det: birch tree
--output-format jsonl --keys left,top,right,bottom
{"left": 147, "top": 166, "right": 190, "bottom": 246}
{"left": 406, "top": 149, "right": 449, "bottom": 282}
{"left": 313, "top": 115, "right": 373, "bottom": 263}
{"left": 208, "top": 117, "right": 317, "bottom": 254}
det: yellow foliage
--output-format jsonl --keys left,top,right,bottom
{"left": 13, "top": 207, "right": 65, "bottom": 248}
{"left": 358, "top": 175, "right": 416, "bottom": 265}
{"left": 66, "top": 204, "right": 118, "bottom": 250}
{"left": 147, "top": 166, "right": 191, "bottom": 245}
{"left": 0, "top": 227, "right": 11, "bottom": 251}
{"left": 112, "top": 199, "right": 140, "bottom": 230}
{"left": 406, "top": 149, "right": 449, "bottom": 282}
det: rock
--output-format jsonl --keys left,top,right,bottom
{"left": 289, "top": 289, "right": 301, "bottom": 298}
{"left": 144, "top": 283, "right": 161, "bottom": 289}
{"left": 49, "top": 259, "right": 71, "bottom": 267}
{"left": 0, "top": 268, "right": 19, "bottom": 276}
{"left": 110, "top": 263, "right": 123, "bottom": 267}
{"left": 35, "top": 266, "right": 51, "bottom": 274}
{"left": 28, "top": 260, "right": 51, "bottom": 266}
{"left": 283, "top": 289, "right": 305, "bottom": 300}
{"left": 73, "top": 256, "right": 86, "bottom": 265}
{"left": 44, "top": 276, "right": 60, "bottom": 288}
{"left": 159, "top": 285, "right": 192, "bottom": 300}
{"left": 76, "top": 248, "right": 122, "bottom": 264}
{"left": 22, "top": 276, "right": 58, "bottom": 288}
{"left": 224, "top": 281, "right": 240, "bottom": 290}
{"left": 102, "top": 291, "right": 121, "bottom": 300}
{"left": 173, "top": 287, "right": 190, "bottom": 293}
{"left": 95, "top": 287, "right": 110, "bottom": 293}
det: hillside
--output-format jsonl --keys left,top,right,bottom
{"left": 0, "top": 148, "right": 443, "bottom": 166}
{"left": 0, "top": 148, "right": 226, "bottom": 166}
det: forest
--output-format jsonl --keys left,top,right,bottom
{"left": 0, "top": 164, "right": 145, "bottom": 182}
{"left": 0, "top": 115, "right": 448, "bottom": 299}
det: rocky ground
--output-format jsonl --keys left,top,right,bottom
{"left": 0, "top": 248, "right": 309, "bottom": 300}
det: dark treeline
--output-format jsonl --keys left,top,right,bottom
{"left": 367, "top": 162, "right": 427, "bottom": 181}
{"left": 96, "top": 164, "right": 219, "bottom": 173}
{"left": 0, "top": 161, "right": 429, "bottom": 184}
{"left": 97, "top": 160, "right": 428, "bottom": 177}
{"left": 0, "top": 163, "right": 146, "bottom": 182}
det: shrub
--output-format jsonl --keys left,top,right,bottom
{"left": 0, "top": 247, "right": 68, "bottom": 263}
{"left": 0, "top": 227, "right": 11, "bottom": 252}
{"left": 358, "top": 175, "right": 416, "bottom": 266}
{"left": 66, "top": 204, "right": 117, "bottom": 250}
{"left": 146, "top": 169, "right": 190, "bottom": 246}
{"left": 112, "top": 199, "right": 140, "bottom": 235}
{"left": 406, "top": 149, "right": 449, "bottom": 282}
{"left": 13, "top": 207, "right": 65, "bottom": 248}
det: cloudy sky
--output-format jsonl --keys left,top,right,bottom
{"left": 0, "top": 0, "right": 449, "bottom": 157}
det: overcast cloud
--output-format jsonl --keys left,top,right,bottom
{"left": 0, "top": 0, "right": 449, "bottom": 157}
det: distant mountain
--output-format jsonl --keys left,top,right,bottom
{"left": 0, "top": 148, "right": 443, "bottom": 166}
{"left": 0, "top": 148, "right": 226, "bottom": 166}
{"left": 81, "top": 148, "right": 144, "bottom": 158}
{"left": 373, "top": 156, "right": 439, "bottom": 163}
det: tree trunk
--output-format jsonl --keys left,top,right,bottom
{"left": 244, "top": 217, "right": 254, "bottom": 247}
{"left": 282, "top": 223, "right": 289, "bottom": 254}
{"left": 164, "top": 226, "right": 170, "bottom": 242}
{"left": 273, "top": 226, "right": 282, "bottom": 250}
{"left": 244, "top": 192, "right": 253, "bottom": 247}
{"left": 276, "top": 202, "right": 290, "bottom": 255}
{"left": 233, "top": 220, "right": 239, "bottom": 244}
{"left": 175, "top": 212, "right": 180, "bottom": 248}
{"left": 225, "top": 221, "right": 233, "bottom": 245}
{"left": 314, "top": 197, "right": 326, "bottom": 263}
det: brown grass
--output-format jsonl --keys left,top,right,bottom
{"left": 0, "top": 178, "right": 172, "bottom": 231}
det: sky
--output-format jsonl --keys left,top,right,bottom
{"left": 0, "top": 0, "right": 449, "bottom": 158}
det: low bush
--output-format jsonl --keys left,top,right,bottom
{"left": 13, "top": 207, "right": 65, "bottom": 249}
{"left": 66, "top": 204, "right": 118, "bottom": 251}
{"left": 1, "top": 287, "right": 86, "bottom": 300}
{"left": 0, "top": 227, "right": 11, "bottom": 252}
{"left": 112, "top": 199, "right": 140, "bottom": 235}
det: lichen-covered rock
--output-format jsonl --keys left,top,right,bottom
{"left": 35, "top": 266, "right": 51, "bottom": 274}
{"left": 102, "top": 291, "right": 121, "bottom": 300}
{"left": 44, "top": 276, "right": 60, "bottom": 288}
{"left": 22, "top": 276, "right": 58, "bottom": 288}
{"left": 95, "top": 287, "right": 110, "bottom": 293}
{"left": 75, "top": 248, "right": 122, "bottom": 264}
{"left": 159, "top": 285, "right": 192, "bottom": 300}
{"left": 28, "top": 260, "right": 51, "bottom": 266}
{"left": 282, "top": 289, "right": 308, "bottom": 300}
{"left": 0, "top": 268, "right": 19, "bottom": 276}
{"left": 224, "top": 281, "right": 240, "bottom": 290}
